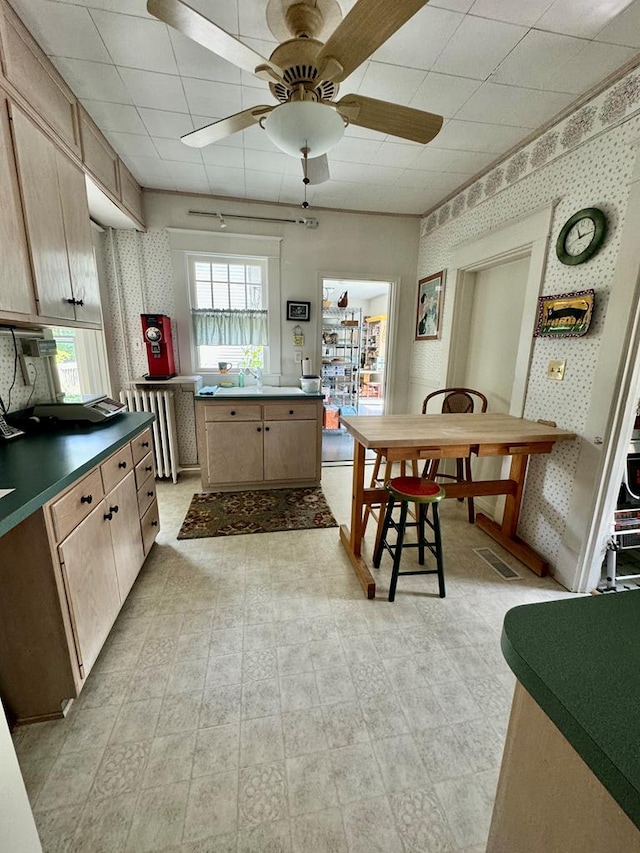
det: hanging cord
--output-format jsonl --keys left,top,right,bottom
{"left": 25, "top": 361, "right": 38, "bottom": 407}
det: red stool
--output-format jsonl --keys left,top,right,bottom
{"left": 373, "top": 477, "right": 445, "bottom": 602}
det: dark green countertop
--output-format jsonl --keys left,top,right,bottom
{"left": 0, "top": 412, "right": 154, "bottom": 538}
{"left": 502, "top": 592, "right": 640, "bottom": 828}
{"left": 196, "top": 386, "right": 324, "bottom": 402}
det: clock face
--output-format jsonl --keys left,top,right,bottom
{"left": 556, "top": 207, "right": 607, "bottom": 265}
{"left": 145, "top": 326, "right": 162, "bottom": 343}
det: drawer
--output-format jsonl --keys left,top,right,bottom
{"left": 137, "top": 474, "right": 156, "bottom": 517}
{"left": 134, "top": 451, "right": 155, "bottom": 489}
{"left": 204, "top": 404, "right": 262, "bottom": 422}
{"left": 49, "top": 468, "right": 104, "bottom": 543}
{"left": 131, "top": 427, "right": 153, "bottom": 465}
{"left": 141, "top": 500, "right": 160, "bottom": 555}
{"left": 101, "top": 444, "right": 134, "bottom": 493}
{"left": 263, "top": 403, "right": 317, "bottom": 421}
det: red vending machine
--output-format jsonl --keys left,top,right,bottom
{"left": 141, "top": 314, "right": 177, "bottom": 379}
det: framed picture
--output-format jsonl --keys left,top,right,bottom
{"left": 534, "top": 289, "right": 594, "bottom": 337}
{"left": 286, "top": 300, "right": 310, "bottom": 322}
{"left": 415, "top": 271, "right": 445, "bottom": 341}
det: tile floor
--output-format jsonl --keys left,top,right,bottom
{"left": 12, "top": 466, "right": 575, "bottom": 852}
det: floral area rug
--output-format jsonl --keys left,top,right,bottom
{"left": 177, "top": 487, "right": 338, "bottom": 539}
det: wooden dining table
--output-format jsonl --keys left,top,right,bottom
{"left": 339, "top": 413, "right": 576, "bottom": 599}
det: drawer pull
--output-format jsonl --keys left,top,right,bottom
{"left": 265, "top": 426, "right": 270, "bottom": 432}
{"left": 141, "top": 441, "right": 149, "bottom": 448}
{"left": 289, "top": 409, "right": 294, "bottom": 415}
{"left": 104, "top": 511, "right": 113, "bottom": 521}
{"left": 151, "top": 520, "right": 158, "bottom": 527}
{"left": 257, "top": 427, "right": 262, "bottom": 432}
{"left": 230, "top": 410, "right": 236, "bottom": 416}
{"left": 80, "top": 494, "right": 93, "bottom": 505}
{"left": 118, "top": 461, "right": 127, "bottom": 469}
{"left": 147, "top": 490, "right": 154, "bottom": 497}
{"left": 109, "top": 505, "right": 119, "bottom": 514}
{"left": 145, "top": 465, "right": 153, "bottom": 472}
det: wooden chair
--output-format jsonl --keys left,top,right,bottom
{"left": 421, "top": 387, "right": 488, "bottom": 523}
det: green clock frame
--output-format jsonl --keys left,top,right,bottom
{"left": 555, "top": 207, "right": 607, "bottom": 266}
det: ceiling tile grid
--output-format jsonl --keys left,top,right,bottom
{"left": 8, "top": 0, "right": 640, "bottom": 214}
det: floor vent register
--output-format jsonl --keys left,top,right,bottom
{"left": 474, "top": 548, "right": 522, "bottom": 580}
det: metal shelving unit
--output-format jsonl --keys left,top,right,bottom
{"left": 321, "top": 307, "right": 361, "bottom": 411}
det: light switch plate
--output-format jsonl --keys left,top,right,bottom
{"left": 547, "top": 359, "right": 566, "bottom": 381}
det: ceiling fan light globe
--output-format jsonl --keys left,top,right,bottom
{"left": 263, "top": 101, "right": 344, "bottom": 157}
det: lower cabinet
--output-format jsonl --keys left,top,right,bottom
{"left": 0, "top": 426, "right": 159, "bottom": 724}
{"left": 197, "top": 398, "right": 322, "bottom": 491}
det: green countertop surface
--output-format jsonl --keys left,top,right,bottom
{"left": 195, "top": 387, "right": 324, "bottom": 401}
{"left": 0, "top": 412, "right": 154, "bottom": 539}
{"left": 502, "top": 591, "right": 640, "bottom": 828}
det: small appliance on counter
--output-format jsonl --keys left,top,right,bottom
{"left": 141, "top": 313, "right": 177, "bottom": 380}
{"left": 8, "top": 395, "right": 126, "bottom": 432}
{"left": 300, "top": 357, "right": 321, "bottom": 393}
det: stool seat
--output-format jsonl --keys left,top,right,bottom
{"left": 387, "top": 477, "right": 445, "bottom": 503}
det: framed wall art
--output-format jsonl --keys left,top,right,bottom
{"left": 415, "top": 270, "right": 445, "bottom": 341}
{"left": 286, "top": 300, "right": 310, "bottom": 322}
{"left": 534, "top": 289, "right": 594, "bottom": 337}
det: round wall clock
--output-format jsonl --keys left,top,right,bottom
{"left": 556, "top": 207, "right": 607, "bottom": 265}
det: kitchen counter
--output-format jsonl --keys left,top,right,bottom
{"left": 0, "top": 412, "right": 154, "bottom": 538}
{"left": 487, "top": 592, "right": 640, "bottom": 851}
{"left": 196, "top": 385, "right": 324, "bottom": 401}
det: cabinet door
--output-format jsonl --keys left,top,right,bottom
{"left": 205, "top": 421, "right": 263, "bottom": 485}
{"left": 56, "top": 150, "right": 102, "bottom": 325}
{"left": 10, "top": 104, "right": 74, "bottom": 321}
{"left": 264, "top": 420, "right": 318, "bottom": 481}
{"left": 107, "top": 471, "right": 144, "bottom": 603}
{"left": 58, "top": 500, "right": 121, "bottom": 676}
{"left": 0, "top": 94, "right": 34, "bottom": 315}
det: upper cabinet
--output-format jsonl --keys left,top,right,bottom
{"left": 0, "top": 91, "right": 34, "bottom": 316}
{"left": 118, "top": 160, "right": 144, "bottom": 225}
{"left": 79, "top": 106, "right": 120, "bottom": 201}
{"left": 11, "top": 104, "right": 101, "bottom": 325}
{"left": 0, "top": 2, "right": 80, "bottom": 157}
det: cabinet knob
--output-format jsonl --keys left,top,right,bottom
{"left": 289, "top": 410, "right": 294, "bottom": 415}
{"left": 109, "top": 505, "right": 119, "bottom": 514}
{"left": 265, "top": 426, "right": 270, "bottom": 432}
{"left": 65, "top": 297, "right": 75, "bottom": 305}
{"left": 151, "top": 520, "right": 158, "bottom": 527}
{"left": 230, "top": 410, "right": 236, "bottom": 416}
{"left": 257, "top": 427, "right": 262, "bottom": 432}
{"left": 147, "top": 490, "right": 154, "bottom": 497}
{"left": 76, "top": 299, "right": 84, "bottom": 307}
{"left": 80, "top": 494, "right": 93, "bottom": 504}
{"left": 142, "top": 441, "right": 149, "bottom": 448}
{"left": 104, "top": 511, "right": 113, "bottom": 521}
{"left": 118, "top": 461, "right": 127, "bottom": 469}
{"left": 145, "top": 465, "right": 152, "bottom": 472}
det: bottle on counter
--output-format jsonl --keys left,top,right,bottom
{"left": 238, "top": 369, "right": 245, "bottom": 387}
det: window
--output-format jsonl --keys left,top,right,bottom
{"left": 188, "top": 254, "right": 268, "bottom": 372}
{"left": 50, "top": 327, "right": 110, "bottom": 397}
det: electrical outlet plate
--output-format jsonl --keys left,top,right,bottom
{"left": 19, "top": 355, "right": 35, "bottom": 386}
{"left": 547, "top": 359, "right": 566, "bottom": 381}
{"left": 294, "top": 350, "right": 303, "bottom": 362}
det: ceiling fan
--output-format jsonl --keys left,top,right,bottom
{"left": 147, "top": 0, "right": 443, "bottom": 193}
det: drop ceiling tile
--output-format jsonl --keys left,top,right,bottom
{"left": 52, "top": 57, "right": 132, "bottom": 103}
{"left": 433, "top": 16, "right": 528, "bottom": 80}
{"left": 204, "top": 165, "right": 246, "bottom": 195}
{"left": 355, "top": 164, "right": 407, "bottom": 185}
{"left": 105, "top": 131, "right": 157, "bottom": 158}
{"left": 369, "top": 142, "right": 423, "bottom": 168}
{"left": 468, "top": 0, "right": 555, "bottom": 27}
{"left": 341, "top": 63, "right": 368, "bottom": 95}
{"left": 138, "top": 108, "right": 195, "bottom": 138}
{"left": 538, "top": 0, "right": 637, "bottom": 39}
{"left": 596, "top": 1, "right": 640, "bottom": 47}
{"left": 242, "top": 125, "right": 284, "bottom": 152}
{"left": 324, "top": 161, "right": 367, "bottom": 183}
{"left": 91, "top": 10, "right": 177, "bottom": 73}
{"left": 543, "top": 41, "right": 637, "bottom": 95}
{"left": 244, "top": 170, "right": 283, "bottom": 195}
{"left": 81, "top": 100, "right": 146, "bottom": 134}
{"left": 241, "top": 86, "right": 274, "bottom": 110}
{"left": 153, "top": 138, "right": 204, "bottom": 164}
{"left": 330, "top": 137, "right": 383, "bottom": 164}
{"left": 410, "top": 71, "right": 481, "bottom": 116}
{"left": 144, "top": 176, "right": 177, "bottom": 190}
{"left": 395, "top": 169, "right": 467, "bottom": 192}
{"left": 455, "top": 81, "right": 574, "bottom": 128}
{"left": 164, "top": 161, "right": 208, "bottom": 183}
{"left": 119, "top": 68, "right": 189, "bottom": 112}
{"left": 343, "top": 123, "right": 385, "bottom": 142}
{"left": 430, "top": 119, "right": 528, "bottom": 152}
{"left": 243, "top": 148, "right": 291, "bottom": 173}
{"left": 372, "top": 6, "right": 464, "bottom": 71}
{"left": 122, "top": 155, "right": 172, "bottom": 178}
{"left": 169, "top": 30, "right": 241, "bottom": 84}
{"left": 491, "top": 30, "right": 585, "bottom": 90}
{"left": 47, "top": 0, "right": 152, "bottom": 17}
{"left": 180, "top": 0, "right": 240, "bottom": 35}
{"left": 358, "top": 62, "right": 427, "bottom": 106}
{"left": 201, "top": 145, "right": 246, "bottom": 169}
{"left": 13, "top": 0, "right": 111, "bottom": 63}
{"left": 182, "top": 77, "right": 243, "bottom": 118}
{"left": 430, "top": 0, "right": 475, "bottom": 11}
{"left": 238, "top": 0, "right": 272, "bottom": 40}
{"left": 408, "top": 145, "right": 494, "bottom": 173}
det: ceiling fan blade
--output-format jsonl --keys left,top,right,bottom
{"left": 317, "top": 0, "right": 428, "bottom": 83}
{"left": 181, "top": 106, "right": 273, "bottom": 148}
{"left": 336, "top": 94, "right": 443, "bottom": 144}
{"left": 147, "top": 0, "right": 283, "bottom": 79}
{"left": 302, "top": 153, "right": 330, "bottom": 185}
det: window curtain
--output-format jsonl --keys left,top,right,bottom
{"left": 192, "top": 309, "right": 268, "bottom": 346}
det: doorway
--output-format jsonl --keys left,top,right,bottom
{"left": 320, "top": 277, "right": 391, "bottom": 464}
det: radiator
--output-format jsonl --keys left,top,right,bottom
{"left": 119, "top": 389, "right": 179, "bottom": 483}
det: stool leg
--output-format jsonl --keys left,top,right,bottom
{"left": 465, "top": 456, "right": 475, "bottom": 524}
{"left": 373, "top": 495, "right": 395, "bottom": 568}
{"left": 418, "top": 503, "right": 426, "bottom": 566}
{"left": 455, "top": 457, "right": 465, "bottom": 504}
{"left": 362, "top": 452, "right": 383, "bottom": 538}
{"left": 389, "top": 500, "right": 409, "bottom": 603}
{"left": 431, "top": 502, "right": 445, "bottom": 598}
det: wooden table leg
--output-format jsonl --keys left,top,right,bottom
{"left": 339, "top": 439, "right": 376, "bottom": 599}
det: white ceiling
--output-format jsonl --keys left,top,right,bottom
{"left": 11, "top": 0, "right": 640, "bottom": 215}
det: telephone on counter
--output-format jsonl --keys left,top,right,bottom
{"left": 0, "top": 412, "right": 25, "bottom": 440}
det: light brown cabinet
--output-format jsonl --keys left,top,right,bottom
{"left": 10, "top": 103, "right": 101, "bottom": 325}
{"left": 196, "top": 397, "right": 322, "bottom": 491}
{"left": 0, "top": 427, "right": 159, "bottom": 724}
{"left": 79, "top": 105, "right": 120, "bottom": 200}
